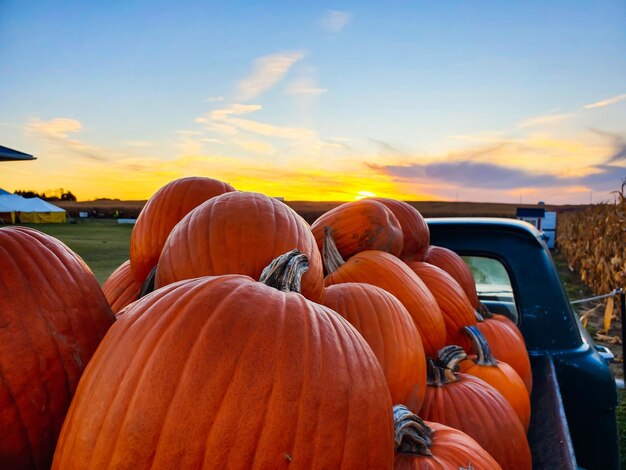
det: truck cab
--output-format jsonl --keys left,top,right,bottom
{"left": 427, "top": 217, "right": 619, "bottom": 470}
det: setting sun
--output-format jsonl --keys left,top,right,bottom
{"left": 355, "top": 191, "right": 377, "bottom": 200}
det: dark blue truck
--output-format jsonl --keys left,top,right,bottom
{"left": 427, "top": 217, "right": 619, "bottom": 470}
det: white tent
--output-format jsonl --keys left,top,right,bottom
{"left": 0, "top": 193, "right": 66, "bottom": 223}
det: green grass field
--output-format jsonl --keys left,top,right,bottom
{"left": 16, "top": 220, "right": 132, "bottom": 284}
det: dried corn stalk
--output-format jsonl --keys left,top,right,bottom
{"left": 557, "top": 181, "right": 626, "bottom": 301}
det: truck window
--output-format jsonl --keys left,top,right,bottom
{"left": 462, "top": 256, "right": 519, "bottom": 323}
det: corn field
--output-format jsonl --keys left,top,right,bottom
{"left": 557, "top": 182, "right": 626, "bottom": 296}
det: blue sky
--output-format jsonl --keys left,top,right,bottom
{"left": 1, "top": 1, "right": 625, "bottom": 203}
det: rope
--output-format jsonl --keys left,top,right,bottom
{"left": 570, "top": 288, "right": 624, "bottom": 305}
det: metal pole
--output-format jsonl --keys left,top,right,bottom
{"left": 621, "top": 289, "right": 625, "bottom": 379}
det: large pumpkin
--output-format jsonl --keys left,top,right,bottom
{"left": 393, "top": 405, "right": 501, "bottom": 470}
{"left": 324, "top": 283, "right": 427, "bottom": 411}
{"left": 405, "top": 261, "right": 476, "bottom": 350}
{"left": 311, "top": 198, "right": 403, "bottom": 261}
{"left": 53, "top": 251, "right": 394, "bottom": 469}
{"left": 369, "top": 198, "right": 429, "bottom": 262}
{"left": 102, "top": 260, "right": 142, "bottom": 314}
{"left": 323, "top": 228, "right": 446, "bottom": 357}
{"left": 155, "top": 191, "right": 324, "bottom": 303}
{"left": 420, "top": 347, "right": 531, "bottom": 470}
{"left": 0, "top": 227, "right": 115, "bottom": 469}
{"left": 130, "top": 176, "right": 235, "bottom": 282}
{"left": 459, "top": 327, "right": 531, "bottom": 430}
{"left": 423, "top": 245, "right": 479, "bottom": 309}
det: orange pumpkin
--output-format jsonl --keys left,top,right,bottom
{"left": 393, "top": 405, "right": 501, "bottom": 470}
{"left": 53, "top": 251, "right": 394, "bottom": 469}
{"left": 477, "top": 311, "right": 533, "bottom": 393}
{"left": 405, "top": 261, "right": 476, "bottom": 350}
{"left": 324, "top": 283, "right": 427, "bottom": 411}
{"left": 156, "top": 191, "right": 324, "bottom": 303}
{"left": 311, "top": 199, "right": 403, "bottom": 261}
{"left": 0, "top": 227, "right": 115, "bottom": 468}
{"left": 420, "top": 347, "right": 532, "bottom": 470}
{"left": 424, "top": 245, "right": 479, "bottom": 309}
{"left": 102, "top": 260, "right": 142, "bottom": 314}
{"left": 323, "top": 228, "right": 446, "bottom": 357}
{"left": 130, "top": 176, "right": 235, "bottom": 282}
{"left": 458, "top": 327, "right": 531, "bottom": 430}
{"left": 369, "top": 198, "right": 430, "bottom": 262}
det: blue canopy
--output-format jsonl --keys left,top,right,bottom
{"left": 0, "top": 145, "right": 35, "bottom": 161}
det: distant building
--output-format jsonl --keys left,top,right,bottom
{"left": 515, "top": 207, "right": 557, "bottom": 249}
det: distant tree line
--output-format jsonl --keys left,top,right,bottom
{"left": 14, "top": 188, "right": 77, "bottom": 201}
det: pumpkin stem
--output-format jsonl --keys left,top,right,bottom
{"left": 322, "top": 226, "right": 345, "bottom": 274}
{"left": 139, "top": 265, "right": 157, "bottom": 299}
{"left": 438, "top": 345, "right": 468, "bottom": 371}
{"left": 259, "top": 250, "right": 309, "bottom": 293}
{"left": 428, "top": 346, "right": 467, "bottom": 385}
{"left": 427, "top": 357, "right": 456, "bottom": 386}
{"left": 477, "top": 301, "right": 493, "bottom": 318}
{"left": 393, "top": 405, "right": 433, "bottom": 456}
{"left": 464, "top": 325, "right": 497, "bottom": 366}
{"left": 474, "top": 309, "right": 485, "bottom": 322}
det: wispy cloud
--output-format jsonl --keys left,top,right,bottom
{"left": 583, "top": 93, "right": 626, "bottom": 109}
{"left": 286, "top": 76, "right": 327, "bottom": 96}
{"left": 25, "top": 117, "right": 109, "bottom": 161}
{"left": 209, "top": 104, "right": 262, "bottom": 120}
{"left": 369, "top": 138, "right": 410, "bottom": 157}
{"left": 320, "top": 10, "right": 352, "bottom": 33}
{"left": 202, "top": 103, "right": 317, "bottom": 141}
{"left": 226, "top": 116, "right": 316, "bottom": 140}
{"left": 517, "top": 113, "right": 575, "bottom": 129}
{"left": 236, "top": 51, "right": 305, "bottom": 101}
{"left": 589, "top": 129, "right": 626, "bottom": 164}
{"left": 27, "top": 118, "right": 81, "bottom": 138}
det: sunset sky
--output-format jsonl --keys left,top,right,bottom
{"left": 1, "top": 1, "right": 625, "bottom": 203}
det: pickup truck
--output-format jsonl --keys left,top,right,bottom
{"left": 427, "top": 217, "right": 619, "bottom": 470}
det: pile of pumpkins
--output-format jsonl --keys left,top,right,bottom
{"left": 0, "top": 177, "right": 534, "bottom": 469}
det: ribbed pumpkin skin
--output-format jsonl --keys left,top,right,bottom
{"left": 53, "top": 276, "right": 394, "bottom": 469}
{"left": 477, "top": 316, "right": 533, "bottom": 393}
{"left": 102, "top": 260, "right": 142, "bottom": 314}
{"left": 155, "top": 191, "right": 324, "bottom": 303}
{"left": 369, "top": 198, "right": 429, "bottom": 262}
{"left": 424, "top": 245, "right": 479, "bottom": 309}
{"left": 323, "top": 283, "right": 427, "bottom": 411}
{"left": 394, "top": 420, "right": 501, "bottom": 470}
{"left": 130, "top": 176, "right": 235, "bottom": 282}
{"left": 0, "top": 227, "right": 115, "bottom": 469}
{"left": 459, "top": 356, "right": 531, "bottom": 430}
{"left": 324, "top": 250, "right": 445, "bottom": 357}
{"left": 406, "top": 261, "right": 476, "bottom": 350}
{"left": 420, "top": 374, "right": 531, "bottom": 470}
{"left": 311, "top": 199, "right": 403, "bottom": 261}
